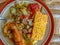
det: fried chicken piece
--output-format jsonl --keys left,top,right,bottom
{"left": 4, "top": 22, "right": 26, "bottom": 45}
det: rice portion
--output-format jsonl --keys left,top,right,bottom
{"left": 32, "top": 11, "right": 48, "bottom": 44}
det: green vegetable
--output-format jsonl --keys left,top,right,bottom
{"left": 22, "top": 33, "right": 32, "bottom": 45}
{"left": 22, "top": 33, "right": 28, "bottom": 40}
{"left": 23, "top": 2, "right": 29, "bottom": 7}
{"left": 19, "top": 23, "right": 25, "bottom": 30}
{"left": 19, "top": 5, "right": 25, "bottom": 9}
{"left": 21, "top": 8, "right": 28, "bottom": 15}
{"left": 10, "top": 7, "right": 17, "bottom": 14}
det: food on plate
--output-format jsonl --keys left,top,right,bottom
{"left": 3, "top": 2, "right": 48, "bottom": 45}
{"left": 31, "top": 11, "right": 48, "bottom": 44}
{"left": 3, "top": 22, "right": 25, "bottom": 45}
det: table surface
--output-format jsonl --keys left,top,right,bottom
{"left": 0, "top": 0, "right": 60, "bottom": 45}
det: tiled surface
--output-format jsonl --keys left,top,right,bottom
{"left": 49, "top": 42, "right": 60, "bottom": 45}
{"left": 46, "top": 0, "right": 60, "bottom": 45}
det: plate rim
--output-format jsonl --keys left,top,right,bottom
{"left": 0, "top": 0, "right": 14, "bottom": 13}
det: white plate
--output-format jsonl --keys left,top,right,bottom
{"left": 0, "top": 1, "right": 51, "bottom": 45}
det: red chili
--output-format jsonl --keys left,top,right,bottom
{"left": 20, "top": 15, "right": 25, "bottom": 19}
{"left": 28, "top": 14, "right": 33, "bottom": 19}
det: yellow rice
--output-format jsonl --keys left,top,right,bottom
{"left": 32, "top": 11, "right": 48, "bottom": 44}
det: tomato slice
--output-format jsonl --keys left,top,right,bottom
{"left": 27, "top": 3, "right": 40, "bottom": 19}
{"left": 28, "top": 14, "right": 33, "bottom": 19}
{"left": 27, "top": 3, "right": 40, "bottom": 13}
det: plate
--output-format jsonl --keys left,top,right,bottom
{"left": 0, "top": 0, "right": 54, "bottom": 45}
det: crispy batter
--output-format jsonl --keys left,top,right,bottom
{"left": 32, "top": 11, "right": 48, "bottom": 44}
{"left": 11, "top": 25, "right": 25, "bottom": 45}
{"left": 3, "top": 22, "right": 25, "bottom": 45}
